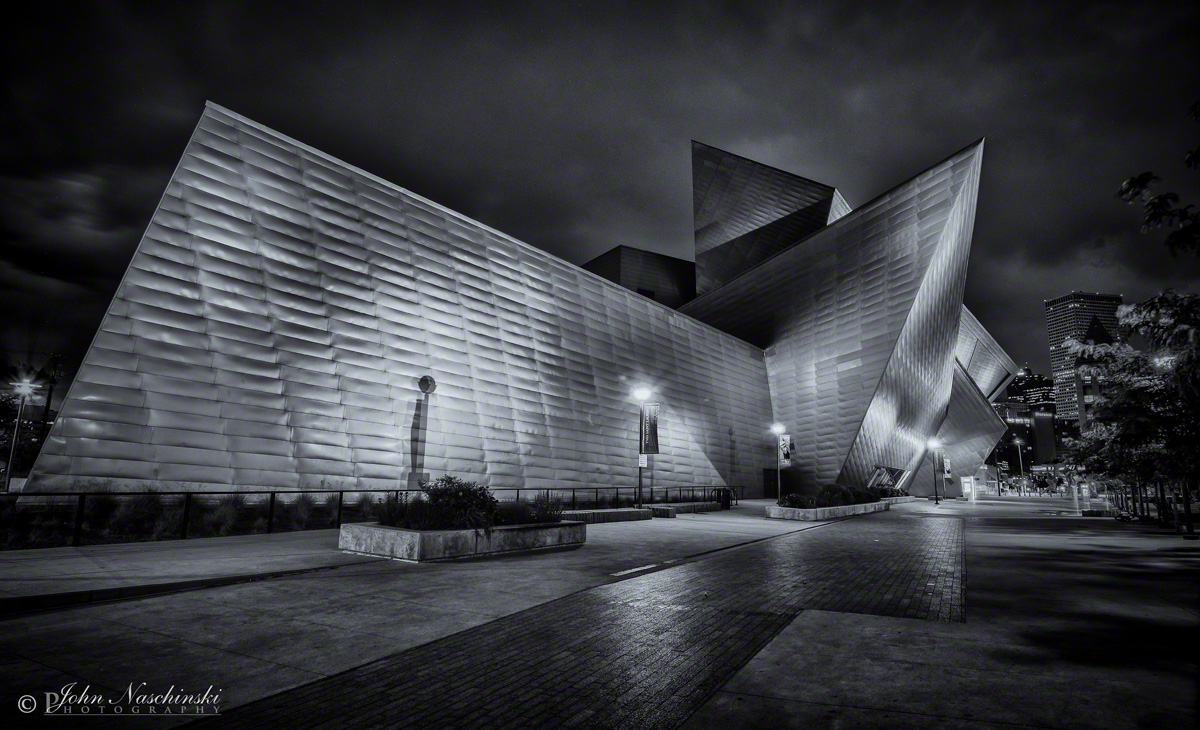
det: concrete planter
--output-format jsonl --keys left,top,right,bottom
{"left": 881, "top": 496, "right": 916, "bottom": 505}
{"left": 651, "top": 501, "right": 722, "bottom": 518}
{"left": 765, "top": 501, "right": 889, "bottom": 521}
{"left": 339, "top": 521, "right": 586, "bottom": 562}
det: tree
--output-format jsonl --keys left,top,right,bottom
{"left": 1118, "top": 100, "right": 1200, "bottom": 255}
{"left": 1068, "top": 323, "right": 1198, "bottom": 533}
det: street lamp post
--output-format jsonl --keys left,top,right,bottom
{"left": 771, "top": 423, "right": 785, "bottom": 505}
{"left": 928, "top": 438, "right": 942, "bottom": 505}
{"left": 5, "top": 381, "right": 40, "bottom": 492}
{"left": 1013, "top": 437, "right": 1025, "bottom": 496}
{"left": 634, "top": 387, "right": 651, "bottom": 508}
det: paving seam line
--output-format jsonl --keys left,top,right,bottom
{"left": 0, "top": 559, "right": 380, "bottom": 619}
{"left": 197, "top": 516, "right": 876, "bottom": 718}
{"left": 0, "top": 512, "right": 865, "bottom": 620}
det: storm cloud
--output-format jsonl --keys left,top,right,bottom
{"left": 3, "top": 1, "right": 1198, "bottom": 402}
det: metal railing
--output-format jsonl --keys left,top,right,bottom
{"left": 0, "top": 485, "right": 744, "bottom": 549}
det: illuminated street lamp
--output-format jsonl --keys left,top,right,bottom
{"left": 1012, "top": 437, "right": 1025, "bottom": 496}
{"left": 633, "top": 387, "right": 655, "bottom": 507}
{"left": 5, "top": 380, "right": 40, "bottom": 492}
{"left": 927, "top": 438, "right": 943, "bottom": 505}
{"left": 771, "top": 423, "right": 786, "bottom": 504}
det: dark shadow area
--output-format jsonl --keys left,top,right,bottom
{"left": 968, "top": 516, "right": 1199, "bottom": 677}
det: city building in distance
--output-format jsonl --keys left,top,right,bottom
{"left": 1044, "top": 291, "right": 1122, "bottom": 429}
{"left": 24, "top": 103, "right": 1014, "bottom": 497}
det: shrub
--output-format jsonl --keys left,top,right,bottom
{"left": 421, "top": 475, "right": 498, "bottom": 520}
{"left": 287, "top": 493, "right": 318, "bottom": 530}
{"left": 782, "top": 486, "right": 881, "bottom": 510}
{"left": 354, "top": 493, "right": 376, "bottom": 521}
{"left": 109, "top": 491, "right": 166, "bottom": 538}
{"left": 495, "top": 500, "right": 536, "bottom": 526}
{"left": 200, "top": 494, "right": 247, "bottom": 537}
{"left": 531, "top": 492, "right": 564, "bottom": 523}
{"left": 323, "top": 493, "right": 339, "bottom": 526}
{"left": 371, "top": 477, "right": 503, "bottom": 532}
{"left": 494, "top": 493, "right": 564, "bottom": 526}
{"left": 377, "top": 492, "right": 408, "bottom": 527}
{"left": 87, "top": 491, "right": 119, "bottom": 531}
{"left": 781, "top": 493, "right": 816, "bottom": 509}
{"left": 152, "top": 506, "right": 183, "bottom": 540}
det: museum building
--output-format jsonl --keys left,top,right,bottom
{"left": 25, "top": 103, "right": 1015, "bottom": 498}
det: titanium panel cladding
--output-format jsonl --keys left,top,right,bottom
{"left": 910, "top": 361, "right": 1008, "bottom": 497}
{"left": 692, "top": 141, "right": 847, "bottom": 296}
{"left": 683, "top": 141, "right": 985, "bottom": 490}
{"left": 27, "top": 104, "right": 772, "bottom": 493}
{"left": 956, "top": 305, "right": 1017, "bottom": 401}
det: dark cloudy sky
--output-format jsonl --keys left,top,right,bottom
{"left": 3, "top": 1, "right": 1199, "bottom": 405}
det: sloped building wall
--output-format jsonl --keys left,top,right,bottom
{"left": 956, "top": 305, "right": 1018, "bottom": 401}
{"left": 910, "top": 362, "right": 1009, "bottom": 498}
{"left": 26, "top": 103, "right": 772, "bottom": 494}
{"left": 681, "top": 142, "right": 985, "bottom": 491}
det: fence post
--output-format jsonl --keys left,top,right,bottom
{"left": 336, "top": 491, "right": 344, "bottom": 527}
{"left": 267, "top": 492, "right": 277, "bottom": 533}
{"left": 180, "top": 493, "right": 192, "bottom": 540}
{"left": 72, "top": 494, "right": 87, "bottom": 547}
{"left": 571, "top": 489, "right": 576, "bottom": 510}
{"left": 516, "top": 489, "right": 521, "bottom": 503}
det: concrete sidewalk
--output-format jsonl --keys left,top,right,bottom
{"left": 0, "top": 499, "right": 816, "bottom": 723}
{"left": 0, "top": 530, "right": 381, "bottom": 609}
{"left": 0, "top": 499, "right": 785, "bottom": 613}
{"left": 685, "top": 497, "right": 1199, "bottom": 729}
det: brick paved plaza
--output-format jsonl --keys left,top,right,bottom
{"left": 198, "top": 511, "right": 963, "bottom": 729}
{"left": 3, "top": 500, "right": 1193, "bottom": 728}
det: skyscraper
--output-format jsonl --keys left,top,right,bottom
{"left": 1044, "top": 292, "right": 1122, "bottom": 427}
{"left": 1005, "top": 366, "right": 1055, "bottom": 412}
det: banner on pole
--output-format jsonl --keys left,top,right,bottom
{"left": 640, "top": 403, "right": 659, "bottom": 454}
{"left": 778, "top": 434, "right": 792, "bottom": 466}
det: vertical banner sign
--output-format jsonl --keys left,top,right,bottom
{"left": 943, "top": 457, "right": 952, "bottom": 478}
{"left": 778, "top": 434, "right": 792, "bottom": 466}
{"left": 640, "top": 403, "right": 659, "bottom": 455}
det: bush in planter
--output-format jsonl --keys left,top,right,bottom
{"left": 494, "top": 492, "right": 565, "bottom": 526}
{"left": 783, "top": 486, "right": 881, "bottom": 510}
{"left": 780, "top": 493, "right": 816, "bottom": 509}
{"left": 494, "top": 500, "right": 536, "bottom": 526}
{"left": 421, "top": 476, "right": 498, "bottom": 517}
{"left": 375, "top": 477, "right": 499, "bottom": 531}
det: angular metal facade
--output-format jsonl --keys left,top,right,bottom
{"left": 910, "top": 361, "right": 1009, "bottom": 498}
{"left": 692, "top": 141, "right": 849, "bottom": 297}
{"left": 27, "top": 107, "right": 1014, "bottom": 498}
{"left": 26, "top": 104, "right": 772, "bottom": 493}
{"left": 955, "top": 305, "right": 1017, "bottom": 401}
{"left": 580, "top": 245, "right": 696, "bottom": 310}
{"left": 682, "top": 141, "right": 989, "bottom": 492}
